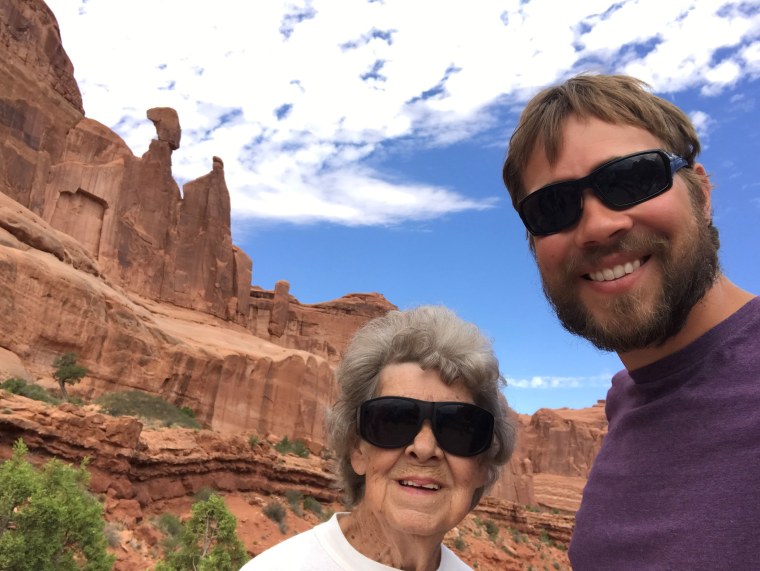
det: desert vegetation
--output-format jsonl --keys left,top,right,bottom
{"left": 0, "top": 439, "right": 115, "bottom": 571}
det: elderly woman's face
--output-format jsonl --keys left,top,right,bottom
{"left": 350, "top": 362, "right": 489, "bottom": 539}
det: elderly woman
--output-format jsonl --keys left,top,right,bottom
{"left": 240, "top": 305, "right": 515, "bottom": 571}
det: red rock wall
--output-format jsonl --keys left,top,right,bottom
{"left": 1, "top": 0, "right": 251, "bottom": 323}
{"left": 248, "top": 283, "right": 397, "bottom": 365}
{"left": 516, "top": 406, "right": 607, "bottom": 479}
{"left": 0, "top": 190, "right": 334, "bottom": 443}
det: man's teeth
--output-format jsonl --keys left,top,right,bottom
{"left": 400, "top": 480, "right": 440, "bottom": 490}
{"left": 589, "top": 260, "right": 641, "bottom": 282}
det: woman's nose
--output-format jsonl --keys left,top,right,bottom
{"left": 406, "top": 421, "right": 443, "bottom": 460}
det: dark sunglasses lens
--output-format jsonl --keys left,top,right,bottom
{"left": 595, "top": 152, "right": 669, "bottom": 206}
{"left": 520, "top": 183, "right": 581, "bottom": 235}
{"left": 361, "top": 399, "right": 421, "bottom": 448}
{"left": 434, "top": 404, "right": 494, "bottom": 456}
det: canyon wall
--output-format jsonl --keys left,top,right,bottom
{"left": 2, "top": 0, "right": 252, "bottom": 322}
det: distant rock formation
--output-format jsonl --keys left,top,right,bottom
{"left": 514, "top": 404, "right": 608, "bottom": 511}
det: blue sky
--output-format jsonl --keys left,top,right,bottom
{"left": 46, "top": 0, "right": 760, "bottom": 414}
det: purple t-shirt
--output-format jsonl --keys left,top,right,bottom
{"left": 569, "top": 297, "right": 760, "bottom": 569}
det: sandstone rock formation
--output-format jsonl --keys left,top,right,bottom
{"left": 519, "top": 405, "right": 607, "bottom": 477}
{"left": 514, "top": 404, "right": 608, "bottom": 511}
{"left": 249, "top": 282, "right": 397, "bottom": 365}
{"left": 2, "top": 0, "right": 251, "bottom": 322}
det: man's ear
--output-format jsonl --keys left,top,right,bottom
{"left": 693, "top": 163, "right": 713, "bottom": 222}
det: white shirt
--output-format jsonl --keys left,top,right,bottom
{"left": 239, "top": 512, "right": 471, "bottom": 570}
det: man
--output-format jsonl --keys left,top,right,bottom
{"left": 502, "top": 74, "right": 759, "bottom": 568}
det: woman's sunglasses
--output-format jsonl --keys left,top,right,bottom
{"left": 518, "top": 149, "right": 689, "bottom": 236}
{"left": 358, "top": 396, "right": 494, "bottom": 457}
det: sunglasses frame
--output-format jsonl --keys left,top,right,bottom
{"left": 518, "top": 149, "right": 689, "bottom": 236}
{"left": 358, "top": 396, "right": 494, "bottom": 457}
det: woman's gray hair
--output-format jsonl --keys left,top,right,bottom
{"left": 327, "top": 305, "right": 516, "bottom": 508}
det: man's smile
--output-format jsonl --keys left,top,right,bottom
{"left": 585, "top": 257, "right": 647, "bottom": 282}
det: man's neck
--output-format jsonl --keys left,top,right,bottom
{"left": 618, "top": 276, "right": 755, "bottom": 371}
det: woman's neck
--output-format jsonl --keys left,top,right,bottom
{"left": 338, "top": 507, "right": 444, "bottom": 571}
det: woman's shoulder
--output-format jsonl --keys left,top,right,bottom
{"left": 238, "top": 524, "right": 324, "bottom": 570}
{"left": 238, "top": 514, "right": 352, "bottom": 571}
{"left": 439, "top": 544, "right": 473, "bottom": 570}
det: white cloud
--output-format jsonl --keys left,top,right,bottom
{"left": 689, "top": 110, "right": 715, "bottom": 141}
{"left": 505, "top": 374, "right": 612, "bottom": 390}
{"left": 46, "top": 0, "right": 760, "bottom": 226}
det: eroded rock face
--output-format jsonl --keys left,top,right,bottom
{"left": 249, "top": 287, "right": 398, "bottom": 365}
{"left": 517, "top": 405, "right": 607, "bottom": 478}
{"left": 0, "top": 392, "right": 339, "bottom": 506}
{"left": 0, "top": 190, "right": 335, "bottom": 442}
{"left": 1, "top": 1, "right": 250, "bottom": 322}
{"left": 511, "top": 404, "right": 608, "bottom": 512}
{"left": 0, "top": 0, "right": 83, "bottom": 211}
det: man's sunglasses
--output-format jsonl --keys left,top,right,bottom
{"left": 358, "top": 396, "right": 494, "bottom": 457}
{"left": 518, "top": 149, "right": 689, "bottom": 236}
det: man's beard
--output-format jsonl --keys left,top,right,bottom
{"left": 540, "top": 217, "right": 720, "bottom": 353}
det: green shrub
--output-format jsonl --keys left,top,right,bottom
{"left": 95, "top": 390, "right": 201, "bottom": 428}
{"left": 0, "top": 439, "right": 115, "bottom": 570}
{"left": 156, "top": 513, "right": 183, "bottom": 537}
{"left": 104, "top": 522, "right": 122, "bottom": 548}
{"left": 263, "top": 500, "right": 287, "bottom": 534}
{"left": 179, "top": 406, "right": 196, "bottom": 418}
{"left": 274, "top": 436, "right": 310, "bottom": 458}
{"left": 303, "top": 495, "right": 323, "bottom": 517}
{"left": 285, "top": 490, "right": 303, "bottom": 516}
{"left": 52, "top": 352, "right": 87, "bottom": 402}
{"left": 474, "top": 517, "right": 499, "bottom": 542}
{"left": 264, "top": 500, "right": 285, "bottom": 523}
{"left": 248, "top": 435, "right": 260, "bottom": 448}
{"left": 484, "top": 519, "right": 499, "bottom": 542}
{"left": 452, "top": 536, "right": 467, "bottom": 551}
{"left": 1, "top": 377, "right": 60, "bottom": 404}
{"left": 155, "top": 513, "right": 183, "bottom": 551}
{"left": 540, "top": 529, "right": 554, "bottom": 546}
{"left": 154, "top": 494, "right": 246, "bottom": 571}
{"left": 193, "top": 487, "right": 217, "bottom": 503}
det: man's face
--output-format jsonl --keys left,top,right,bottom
{"left": 522, "top": 115, "right": 719, "bottom": 353}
